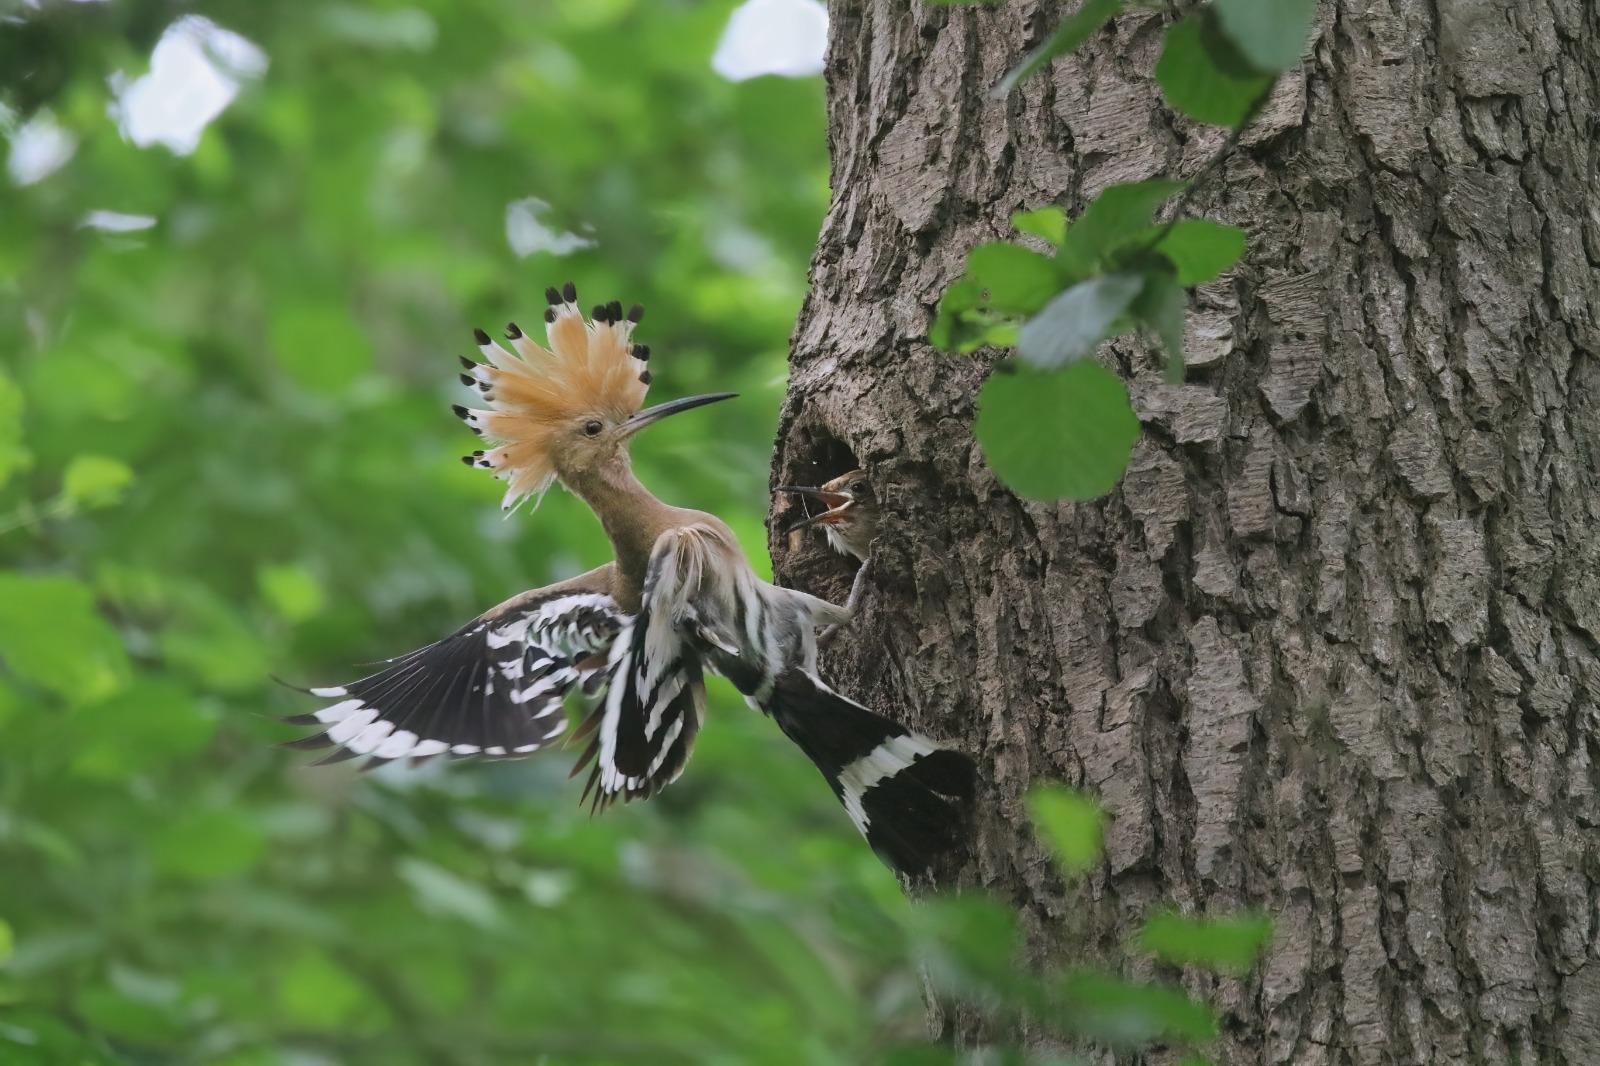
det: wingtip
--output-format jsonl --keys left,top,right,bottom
{"left": 279, "top": 733, "right": 336, "bottom": 751}
{"left": 272, "top": 675, "right": 351, "bottom": 703}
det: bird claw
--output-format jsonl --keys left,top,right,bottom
{"left": 817, "top": 562, "right": 871, "bottom": 650}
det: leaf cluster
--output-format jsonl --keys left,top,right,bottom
{"left": 934, "top": 0, "right": 1315, "bottom": 502}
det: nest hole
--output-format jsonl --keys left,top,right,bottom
{"left": 773, "top": 425, "right": 862, "bottom": 602}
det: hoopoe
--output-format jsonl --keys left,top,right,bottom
{"left": 781, "top": 469, "right": 876, "bottom": 562}
{"left": 285, "top": 284, "right": 974, "bottom": 874}
{"left": 779, "top": 470, "right": 877, "bottom": 643}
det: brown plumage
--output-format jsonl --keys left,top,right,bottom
{"left": 456, "top": 286, "right": 652, "bottom": 514}
{"left": 778, "top": 469, "right": 880, "bottom": 645}
{"left": 285, "top": 285, "right": 974, "bottom": 874}
{"left": 779, "top": 469, "right": 878, "bottom": 562}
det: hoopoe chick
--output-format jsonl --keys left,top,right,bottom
{"left": 284, "top": 285, "right": 974, "bottom": 876}
{"left": 779, "top": 469, "right": 878, "bottom": 642}
{"left": 781, "top": 469, "right": 877, "bottom": 562}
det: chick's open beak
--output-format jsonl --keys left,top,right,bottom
{"left": 779, "top": 485, "right": 854, "bottom": 534}
{"left": 777, "top": 485, "right": 849, "bottom": 505}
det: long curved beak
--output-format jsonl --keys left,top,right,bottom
{"left": 621, "top": 392, "right": 738, "bottom": 436}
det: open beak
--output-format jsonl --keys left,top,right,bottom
{"left": 777, "top": 485, "right": 846, "bottom": 504}
{"left": 785, "top": 508, "right": 848, "bottom": 534}
{"left": 779, "top": 485, "right": 854, "bottom": 534}
{"left": 621, "top": 392, "right": 738, "bottom": 436}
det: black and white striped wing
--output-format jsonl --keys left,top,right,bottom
{"left": 573, "top": 529, "right": 712, "bottom": 809}
{"left": 285, "top": 592, "right": 626, "bottom": 768}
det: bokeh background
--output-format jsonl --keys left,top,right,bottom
{"left": 0, "top": 1, "right": 963, "bottom": 1062}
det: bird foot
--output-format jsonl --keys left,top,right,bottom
{"left": 818, "top": 563, "right": 871, "bottom": 650}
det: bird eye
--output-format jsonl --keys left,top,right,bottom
{"left": 583, "top": 420, "right": 604, "bottom": 437}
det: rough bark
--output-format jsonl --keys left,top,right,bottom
{"left": 770, "top": 1, "right": 1600, "bottom": 1062}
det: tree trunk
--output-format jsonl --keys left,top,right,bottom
{"left": 770, "top": 1, "right": 1600, "bottom": 1062}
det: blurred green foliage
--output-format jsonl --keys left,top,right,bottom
{"left": 0, "top": 1, "right": 944, "bottom": 1062}
{"left": 1, "top": 1, "right": 1274, "bottom": 1061}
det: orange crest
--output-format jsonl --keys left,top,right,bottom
{"left": 455, "top": 283, "right": 651, "bottom": 511}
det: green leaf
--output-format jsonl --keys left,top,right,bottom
{"left": 981, "top": 323, "right": 1020, "bottom": 348}
{"left": 397, "top": 858, "right": 503, "bottom": 929}
{"left": 1017, "top": 274, "right": 1145, "bottom": 369}
{"left": 0, "top": 574, "right": 128, "bottom": 702}
{"left": 270, "top": 303, "right": 373, "bottom": 393}
{"left": 991, "top": 0, "right": 1124, "bottom": 98}
{"left": 977, "top": 364, "right": 1141, "bottom": 501}
{"left": 1059, "top": 970, "right": 1219, "bottom": 1046}
{"left": 62, "top": 454, "right": 135, "bottom": 509}
{"left": 1012, "top": 206, "right": 1068, "bottom": 245}
{"left": 967, "top": 243, "right": 1062, "bottom": 315}
{"left": 1156, "top": 16, "right": 1274, "bottom": 128}
{"left": 278, "top": 950, "right": 387, "bottom": 1032}
{"left": 906, "top": 894, "right": 1026, "bottom": 999}
{"left": 1138, "top": 910, "right": 1274, "bottom": 974}
{"left": 70, "top": 677, "right": 217, "bottom": 779}
{"left": 151, "top": 809, "right": 267, "bottom": 880}
{"left": 0, "top": 918, "right": 12, "bottom": 965}
{"left": 1133, "top": 273, "right": 1187, "bottom": 384}
{"left": 1059, "top": 180, "right": 1186, "bottom": 275}
{"left": 930, "top": 277, "right": 983, "bottom": 351}
{"left": 159, "top": 585, "right": 271, "bottom": 693}
{"left": 257, "top": 562, "right": 326, "bottom": 622}
{"left": 74, "top": 985, "right": 184, "bottom": 1046}
{"left": 1155, "top": 219, "right": 1247, "bottom": 285}
{"left": 1214, "top": 0, "right": 1315, "bottom": 72}
{"left": 0, "top": 373, "right": 28, "bottom": 491}
{"left": 1026, "top": 784, "right": 1106, "bottom": 874}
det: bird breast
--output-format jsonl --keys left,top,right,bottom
{"left": 823, "top": 522, "right": 871, "bottom": 562}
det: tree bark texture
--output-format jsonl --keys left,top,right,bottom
{"left": 770, "top": 1, "right": 1600, "bottom": 1062}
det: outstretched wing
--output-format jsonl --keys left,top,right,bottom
{"left": 285, "top": 575, "right": 626, "bottom": 770}
{"left": 572, "top": 527, "right": 722, "bottom": 809}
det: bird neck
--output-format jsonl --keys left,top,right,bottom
{"left": 567, "top": 459, "right": 677, "bottom": 606}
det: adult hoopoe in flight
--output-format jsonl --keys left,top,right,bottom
{"left": 285, "top": 283, "right": 975, "bottom": 874}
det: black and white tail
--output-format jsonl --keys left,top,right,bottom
{"left": 760, "top": 669, "right": 975, "bottom": 875}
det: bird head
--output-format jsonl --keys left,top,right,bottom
{"left": 778, "top": 469, "right": 877, "bottom": 559}
{"left": 454, "top": 282, "right": 734, "bottom": 511}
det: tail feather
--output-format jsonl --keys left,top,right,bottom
{"left": 759, "top": 669, "right": 974, "bottom": 874}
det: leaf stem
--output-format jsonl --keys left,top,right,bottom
{"left": 1142, "top": 87, "right": 1266, "bottom": 250}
